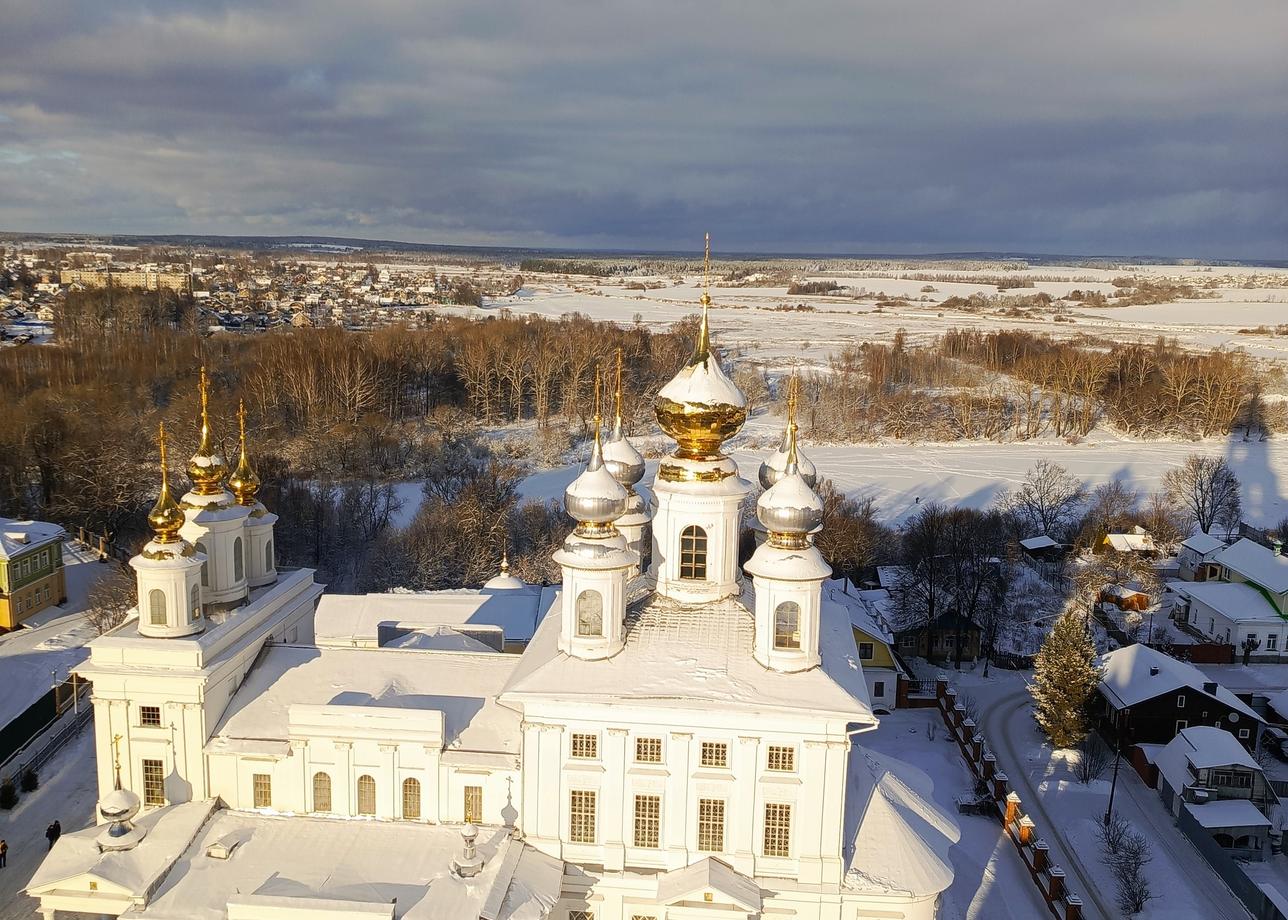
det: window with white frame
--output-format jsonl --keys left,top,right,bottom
{"left": 569, "top": 790, "right": 597, "bottom": 843}
{"left": 575, "top": 590, "right": 603, "bottom": 637}
{"left": 858, "top": 641, "right": 874, "bottom": 659}
{"left": 402, "top": 778, "right": 421, "bottom": 819}
{"left": 357, "top": 774, "right": 377, "bottom": 815}
{"left": 253, "top": 773, "right": 272, "bottom": 808}
{"left": 635, "top": 736, "right": 662, "bottom": 763}
{"left": 1177, "top": 694, "right": 1187, "bottom": 708}
{"left": 233, "top": 536, "right": 245, "bottom": 581}
{"left": 312, "top": 772, "right": 332, "bottom": 812}
{"left": 697, "top": 798, "right": 725, "bottom": 851}
{"left": 679, "top": 525, "right": 708, "bottom": 580}
{"left": 148, "top": 589, "right": 167, "bottom": 625}
{"left": 464, "top": 785, "right": 483, "bottom": 823}
{"left": 633, "top": 794, "right": 661, "bottom": 848}
{"left": 700, "top": 742, "right": 728, "bottom": 768}
{"left": 568, "top": 912, "right": 595, "bottom": 920}
{"left": 773, "top": 601, "right": 802, "bottom": 650}
{"left": 142, "top": 759, "right": 165, "bottom": 806}
{"left": 1269, "top": 635, "right": 1279, "bottom": 651}
{"left": 763, "top": 803, "right": 792, "bottom": 857}
{"left": 571, "top": 733, "right": 598, "bottom": 759}
{"left": 874, "top": 680, "right": 886, "bottom": 697}
{"left": 766, "top": 745, "right": 795, "bottom": 772}
{"left": 139, "top": 705, "right": 161, "bottom": 727}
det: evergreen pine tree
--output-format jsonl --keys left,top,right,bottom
{"left": 1031, "top": 610, "right": 1101, "bottom": 748}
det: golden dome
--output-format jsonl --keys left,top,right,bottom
{"left": 654, "top": 235, "right": 747, "bottom": 460}
{"left": 187, "top": 366, "right": 229, "bottom": 495}
{"left": 227, "top": 399, "right": 262, "bottom": 506}
{"left": 147, "top": 422, "right": 185, "bottom": 543}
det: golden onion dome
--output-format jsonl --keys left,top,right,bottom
{"left": 187, "top": 366, "right": 229, "bottom": 495}
{"left": 654, "top": 236, "right": 747, "bottom": 460}
{"left": 147, "top": 422, "right": 185, "bottom": 542}
{"left": 227, "top": 399, "right": 262, "bottom": 506}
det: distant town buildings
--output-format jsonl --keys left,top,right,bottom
{"left": 61, "top": 266, "right": 193, "bottom": 293}
{"left": 0, "top": 518, "right": 68, "bottom": 631}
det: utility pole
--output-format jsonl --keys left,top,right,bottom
{"left": 1104, "top": 707, "right": 1128, "bottom": 827}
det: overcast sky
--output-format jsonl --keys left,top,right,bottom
{"left": 2, "top": 1, "right": 1286, "bottom": 258}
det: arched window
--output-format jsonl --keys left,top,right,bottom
{"left": 774, "top": 602, "right": 802, "bottom": 650}
{"left": 402, "top": 778, "right": 421, "bottom": 820}
{"left": 190, "top": 584, "right": 201, "bottom": 621}
{"left": 233, "top": 537, "right": 244, "bottom": 581}
{"left": 265, "top": 539, "right": 274, "bottom": 572}
{"left": 576, "top": 590, "right": 604, "bottom": 637}
{"left": 679, "top": 525, "right": 707, "bottom": 580}
{"left": 1214, "top": 833, "right": 1235, "bottom": 849}
{"left": 357, "top": 774, "right": 376, "bottom": 815}
{"left": 196, "top": 541, "right": 209, "bottom": 586}
{"left": 148, "top": 589, "right": 167, "bottom": 626}
{"left": 312, "top": 772, "right": 331, "bottom": 812}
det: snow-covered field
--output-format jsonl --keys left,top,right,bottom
{"left": 469, "top": 262, "right": 1288, "bottom": 367}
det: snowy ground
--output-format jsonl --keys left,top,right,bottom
{"left": 497, "top": 431, "right": 1288, "bottom": 529}
{"left": 949, "top": 668, "right": 1254, "bottom": 920}
{"left": 0, "top": 725, "right": 98, "bottom": 920}
{"left": 863, "top": 708, "right": 1051, "bottom": 920}
{"left": 0, "top": 543, "right": 113, "bottom": 731}
{"left": 474, "top": 263, "right": 1288, "bottom": 366}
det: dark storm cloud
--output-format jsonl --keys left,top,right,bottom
{"left": 1, "top": 0, "right": 1285, "bottom": 257}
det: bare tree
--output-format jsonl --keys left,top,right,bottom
{"left": 85, "top": 562, "right": 136, "bottom": 634}
{"left": 1163, "top": 454, "right": 1242, "bottom": 535}
{"left": 1001, "top": 459, "right": 1088, "bottom": 540}
{"left": 1075, "top": 732, "right": 1111, "bottom": 784}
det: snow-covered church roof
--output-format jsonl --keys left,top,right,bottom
{"left": 315, "top": 587, "right": 555, "bottom": 647}
{"left": 501, "top": 585, "right": 874, "bottom": 722}
{"left": 843, "top": 747, "right": 960, "bottom": 897}
{"left": 209, "top": 644, "right": 523, "bottom": 758}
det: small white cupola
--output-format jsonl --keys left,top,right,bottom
{"left": 601, "top": 347, "right": 650, "bottom": 573}
{"left": 131, "top": 422, "right": 206, "bottom": 639}
{"left": 98, "top": 735, "right": 146, "bottom": 852}
{"left": 744, "top": 415, "right": 830, "bottom": 672}
{"left": 483, "top": 549, "right": 526, "bottom": 591}
{"left": 554, "top": 375, "right": 637, "bottom": 660}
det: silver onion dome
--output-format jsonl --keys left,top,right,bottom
{"left": 759, "top": 429, "right": 817, "bottom": 490}
{"left": 757, "top": 470, "right": 824, "bottom": 537}
{"left": 602, "top": 417, "right": 646, "bottom": 490}
{"left": 564, "top": 426, "right": 628, "bottom": 526}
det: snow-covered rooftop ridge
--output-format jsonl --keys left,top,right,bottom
{"left": 1104, "top": 531, "right": 1157, "bottom": 553}
{"left": 0, "top": 517, "right": 64, "bottom": 558}
{"left": 210, "top": 644, "right": 523, "bottom": 755}
{"left": 826, "top": 581, "right": 893, "bottom": 643}
{"left": 27, "top": 798, "right": 217, "bottom": 897}
{"left": 133, "top": 809, "right": 561, "bottom": 920}
{"left": 843, "top": 746, "right": 960, "bottom": 898}
{"left": 1181, "top": 533, "right": 1227, "bottom": 556}
{"left": 1019, "top": 535, "right": 1059, "bottom": 550}
{"left": 1174, "top": 580, "right": 1281, "bottom": 622}
{"left": 655, "top": 857, "right": 762, "bottom": 910}
{"left": 1215, "top": 538, "right": 1288, "bottom": 593}
{"left": 314, "top": 587, "right": 554, "bottom": 645}
{"left": 1186, "top": 798, "right": 1272, "bottom": 829}
{"left": 1171, "top": 725, "right": 1259, "bottom": 770}
{"left": 502, "top": 588, "right": 873, "bottom": 721}
{"left": 1099, "top": 644, "right": 1260, "bottom": 721}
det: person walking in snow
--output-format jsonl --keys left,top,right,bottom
{"left": 45, "top": 822, "right": 57, "bottom": 851}
{"left": 0, "top": 837, "right": 8, "bottom": 867}
{"left": 52, "top": 819, "right": 61, "bottom": 845}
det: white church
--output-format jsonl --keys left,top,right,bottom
{"left": 27, "top": 284, "right": 960, "bottom": 920}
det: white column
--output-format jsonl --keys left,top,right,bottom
{"left": 798, "top": 740, "right": 829, "bottom": 884}
{"left": 334, "top": 741, "right": 353, "bottom": 815}
{"left": 520, "top": 722, "right": 541, "bottom": 836}
{"left": 819, "top": 739, "right": 849, "bottom": 883}
{"left": 425, "top": 744, "right": 443, "bottom": 823}
{"left": 380, "top": 744, "right": 399, "bottom": 818}
{"left": 603, "top": 728, "right": 628, "bottom": 870}
{"left": 733, "top": 735, "right": 759, "bottom": 875}
{"left": 666, "top": 732, "right": 692, "bottom": 865}
{"left": 537, "top": 724, "right": 564, "bottom": 844}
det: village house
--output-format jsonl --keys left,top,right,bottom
{"left": 1169, "top": 537, "right": 1288, "bottom": 660}
{"left": 1178, "top": 533, "right": 1228, "bottom": 582}
{"left": 0, "top": 518, "right": 68, "bottom": 631}
{"left": 1153, "top": 726, "right": 1278, "bottom": 861}
{"left": 1095, "top": 643, "right": 1263, "bottom": 751}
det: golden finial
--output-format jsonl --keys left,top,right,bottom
{"left": 112, "top": 733, "right": 123, "bottom": 789}
{"left": 500, "top": 548, "right": 510, "bottom": 574}
{"left": 187, "top": 365, "right": 229, "bottom": 495}
{"left": 613, "top": 347, "right": 625, "bottom": 432}
{"left": 691, "top": 233, "right": 712, "bottom": 366}
{"left": 147, "top": 422, "right": 185, "bottom": 542}
{"left": 785, "top": 375, "right": 802, "bottom": 468}
{"left": 228, "top": 399, "right": 261, "bottom": 506}
{"left": 593, "top": 367, "right": 603, "bottom": 443}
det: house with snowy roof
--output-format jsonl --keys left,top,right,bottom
{"left": 29, "top": 294, "right": 959, "bottom": 920}
{"left": 1169, "top": 538, "right": 1288, "bottom": 660}
{"left": 1099, "top": 526, "right": 1158, "bottom": 557}
{"left": 0, "top": 517, "right": 68, "bottom": 630}
{"left": 1154, "top": 726, "right": 1278, "bottom": 861}
{"left": 1178, "top": 532, "right": 1227, "bottom": 582}
{"left": 1094, "top": 644, "right": 1263, "bottom": 751}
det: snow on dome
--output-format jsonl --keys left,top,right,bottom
{"left": 657, "top": 353, "right": 747, "bottom": 411}
{"left": 564, "top": 432, "right": 627, "bottom": 525}
{"left": 758, "top": 471, "right": 824, "bottom": 537}
{"left": 601, "top": 429, "right": 645, "bottom": 489}
{"left": 99, "top": 787, "right": 141, "bottom": 821}
{"left": 759, "top": 440, "right": 818, "bottom": 490}
{"left": 484, "top": 572, "right": 526, "bottom": 591}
